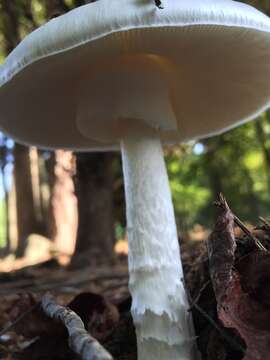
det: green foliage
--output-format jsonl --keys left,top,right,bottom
{"left": 31, "top": 0, "right": 46, "bottom": 24}
{"left": 166, "top": 114, "right": 270, "bottom": 227}
{"left": 166, "top": 147, "right": 211, "bottom": 228}
{"left": 115, "top": 221, "right": 125, "bottom": 240}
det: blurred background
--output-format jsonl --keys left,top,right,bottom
{"left": 0, "top": 0, "right": 270, "bottom": 271}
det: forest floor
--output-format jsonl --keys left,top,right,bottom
{"left": 0, "top": 198, "right": 270, "bottom": 360}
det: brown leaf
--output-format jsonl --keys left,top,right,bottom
{"left": 68, "top": 292, "right": 119, "bottom": 340}
{"left": 207, "top": 196, "right": 236, "bottom": 304}
{"left": 8, "top": 293, "right": 60, "bottom": 339}
{"left": 219, "top": 263, "right": 270, "bottom": 360}
{"left": 8, "top": 291, "right": 119, "bottom": 343}
{"left": 235, "top": 250, "right": 270, "bottom": 308}
{"left": 209, "top": 197, "right": 270, "bottom": 359}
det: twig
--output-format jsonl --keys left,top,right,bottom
{"left": 191, "top": 301, "right": 245, "bottom": 353}
{"left": 0, "top": 302, "right": 40, "bottom": 337}
{"left": 185, "top": 280, "right": 244, "bottom": 352}
{"left": 215, "top": 193, "right": 267, "bottom": 251}
{"left": 42, "top": 294, "right": 113, "bottom": 360}
{"left": 259, "top": 216, "right": 270, "bottom": 230}
{"left": 188, "top": 280, "right": 210, "bottom": 312}
{"left": 185, "top": 286, "right": 245, "bottom": 351}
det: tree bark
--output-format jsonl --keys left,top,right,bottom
{"left": 6, "top": 179, "right": 18, "bottom": 254}
{"left": 1, "top": 172, "right": 10, "bottom": 255}
{"left": 48, "top": 150, "right": 77, "bottom": 255}
{"left": 70, "top": 153, "right": 115, "bottom": 268}
{"left": 0, "top": 137, "right": 10, "bottom": 255}
{"left": 1, "top": 0, "right": 115, "bottom": 264}
{"left": 1, "top": 0, "right": 39, "bottom": 257}
{"left": 29, "top": 147, "right": 44, "bottom": 230}
{"left": 14, "top": 144, "right": 38, "bottom": 257}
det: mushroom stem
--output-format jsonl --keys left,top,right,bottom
{"left": 121, "top": 136, "right": 197, "bottom": 360}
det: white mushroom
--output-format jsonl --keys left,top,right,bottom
{"left": 1, "top": 1, "right": 270, "bottom": 359}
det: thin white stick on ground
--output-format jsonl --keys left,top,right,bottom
{"left": 41, "top": 295, "right": 113, "bottom": 360}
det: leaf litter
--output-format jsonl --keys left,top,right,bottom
{"left": 1, "top": 196, "right": 270, "bottom": 359}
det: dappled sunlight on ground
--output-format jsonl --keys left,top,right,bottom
{"left": 0, "top": 226, "right": 210, "bottom": 273}
{"left": 114, "top": 239, "right": 128, "bottom": 256}
{"left": 0, "top": 252, "right": 54, "bottom": 273}
{"left": 1, "top": 221, "right": 259, "bottom": 273}
{"left": 113, "top": 224, "right": 212, "bottom": 258}
{"left": 0, "top": 235, "right": 130, "bottom": 273}
{"left": 0, "top": 234, "right": 71, "bottom": 272}
{"left": 187, "top": 224, "right": 210, "bottom": 242}
{"left": 0, "top": 252, "right": 71, "bottom": 273}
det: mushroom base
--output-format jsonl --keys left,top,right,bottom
{"left": 121, "top": 136, "right": 199, "bottom": 360}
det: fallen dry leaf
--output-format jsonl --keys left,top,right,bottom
{"left": 68, "top": 292, "right": 119, "bottom": 340}
{"left": 207, "top": 196, "right": 236, "bottom": 304}
{"left": 219, "top": 252, "right": 270, "bottom": 360}
{"left": 8, "top": 293, "right": 58, "bottom": 339}
{"left": 208, "top": 196, "right": 270, "bottom": 360}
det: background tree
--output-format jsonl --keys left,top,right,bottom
{"left": 0, "top": 0, "right": 116, "bottom": 264}
{"left": 0, "top": 0, "right": 270, "bottom": 259}
{"left": 70, "top": 153, "right": 115, "bottom": 268}
{"left": 0, "top": 0, "right": 42, "bottom": 257}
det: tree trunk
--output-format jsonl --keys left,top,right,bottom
{"left": 7, "top": 178, "right": 18, "bottom": 253}
{"left": 70, "top": 153, "right": 115, "bottom": 269}
{"left": 44, "top": 152, "right": 57, "bottom": 241}
{"left": 48, "top": 150, "right": 77, "bottom": 255}
{"left": 1, "top": 171, "right": 10, "bottom": 256}
{"left": 14, "top": 144, "right": 38, "bottom": 257}
{"left": 29, "top": 147, "right": 46, "bottom": 231}
{"left": 37, "top": 150, "right": 51, "bottom": 235}
{"left": 0, "top": 140, "right": 10, "bottom": 255}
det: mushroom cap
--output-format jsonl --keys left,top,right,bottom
{"left": 0, "top": 0, "right": 270, "bottom": 150}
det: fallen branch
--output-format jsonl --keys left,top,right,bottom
{"left": 41, "top": 294, "right": 113, "bottom": 360}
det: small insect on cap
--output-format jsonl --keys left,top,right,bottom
{"left": 0, "top": 0, "right": 270, "bottom": 150}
